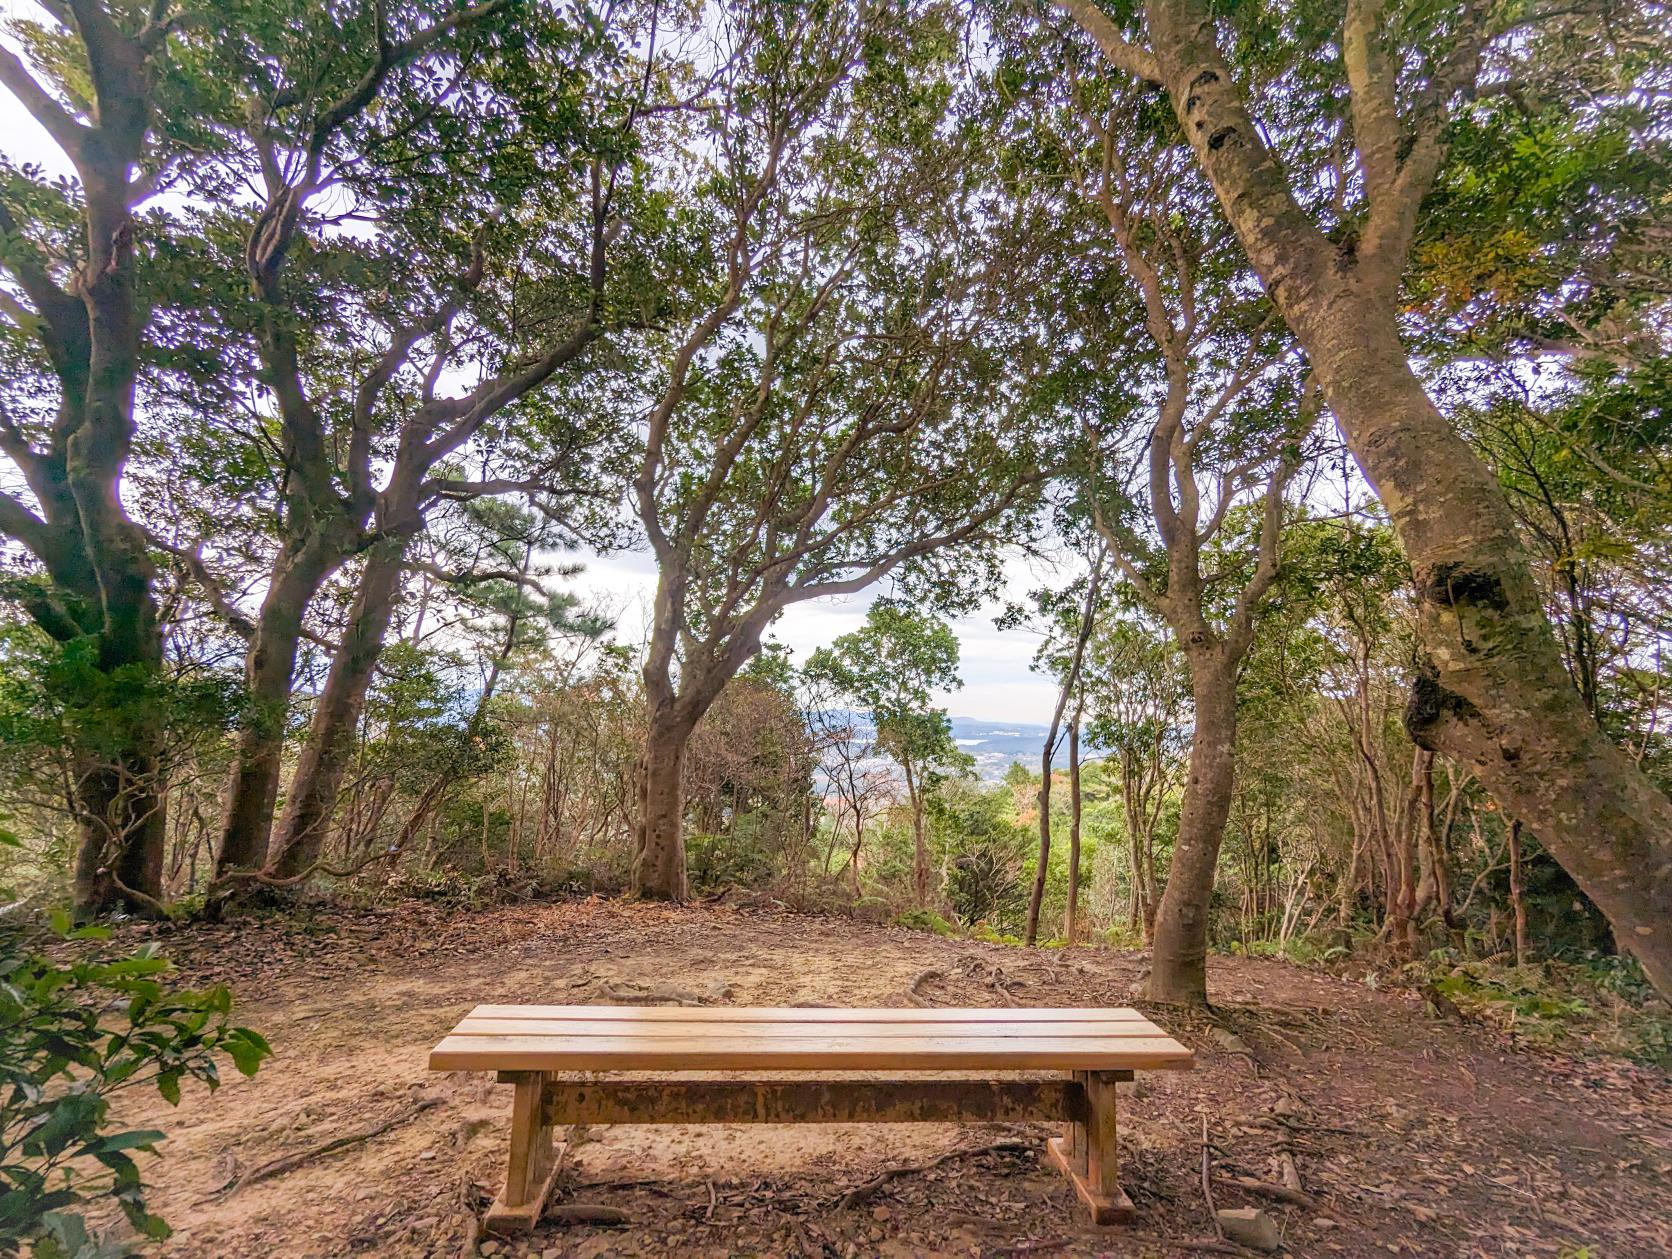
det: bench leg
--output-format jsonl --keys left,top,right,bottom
{"left": 1061, "top": 1070, "right": 1088, "bottom": 1174}
{"left": 485, "top": 1071, "right": 561, "bottom": 1234}
{"left": 1047, "top": 1070, "right": 1136, "bottom": 1225}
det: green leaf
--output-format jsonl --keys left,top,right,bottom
{"left": 93, "top": 1129, "right": 166, "bottom": 1155}
{"left": 224, "top": 1029, "right": 270, "bottom": 1078}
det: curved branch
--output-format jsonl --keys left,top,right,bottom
{"left": 1053, "top": 0, "right": 1163, "bottom": 84}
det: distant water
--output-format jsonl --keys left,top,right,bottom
{"left": 815, "top": 712, "right": 1098, "bottom": 784}
{"left": 950, "top": 716, "right": 1101, "bottom": 781}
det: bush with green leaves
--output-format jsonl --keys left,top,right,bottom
{"left": 0, "top": 915, "right": 270, "bottom": 1256}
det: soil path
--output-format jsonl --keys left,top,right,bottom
{"left": 116, "top": 898, "right": 1672, "bottom": 1258}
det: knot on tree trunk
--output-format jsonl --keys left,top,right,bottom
{"left": 1403, "top": 661, "right": 1482, "bottom": 752}
{"left": 1418, "top": 560, "right": 1511, "bottom": 614}
{"left": 1183, "top": 69, "right": 1219, "bottom": 115}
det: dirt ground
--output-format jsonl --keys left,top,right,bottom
{"left": 109, "top": 897, "right": 1672, "bottom": 1258}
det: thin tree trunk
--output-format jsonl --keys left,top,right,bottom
{"left": 1025, "top": 556, "right": 1104, "bottom": 945}
{"left": 1121, "top": 753, "right": 1147, "bottom": 935}
{"left": 848, "top": 788, "right": 866, "bottom": 894}
{"left": 1065, "top": 711, "right": 1083, "bottom": 945}
{"left": 1508, "top": 818, "right": 1528, "bottom": 967}
{"left": 1026, "top": 731, "right": 1057, "bottom": 945}
{"left": 904, "top": 760, "right": 930, "bottom": 908}
{"left": 1386, "top": 747, "right": 1425, "bottom": 959}
{"left": 1148, "top": 653, "right": 1237, "bottom": 1004}
{"left": 268, "top": 540, "right": 406, "bottom": 881}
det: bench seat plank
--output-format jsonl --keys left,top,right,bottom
{"left": 453, "top": 1016, "right": 1172, "bottom": 1040}
{"left": 466, "top": 1004, "right": 1155, "bottom": 1023}
{"left": 429, "top": 1031, "right": 1194, "bottom": 1072}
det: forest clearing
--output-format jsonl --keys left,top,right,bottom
{"left": 98, "top": 897, "right": 1672, "bottom": 1258}
{"left": 3, "top": 0, "right": 1671, "bottom": 1255}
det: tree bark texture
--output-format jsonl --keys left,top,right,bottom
{"left": 634, "top": 715, "right": 692, "bottom": 901}
{"left": 1147, "top": 651, "right": 1238, "bottom": 1004}
{"left": 214, "top": 537, "right": 342, "bottom": 876}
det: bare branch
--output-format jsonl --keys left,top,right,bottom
{"left": 0, "top": 46, "right": 87, "bottom": 159}
{"left": 141, "top": 530, "right": 257, "bottom": 640}
{"left": 1053, "top": 0, "right": 1163, "bottom": 84}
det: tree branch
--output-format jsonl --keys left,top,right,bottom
{"left": 141, "top": 530, "right": 257, "bottom": 640}
{"left": 1053, "top": 0, "right": 1163, "bottom": 84}
{"left": 0, "top": 46, "right": 87, "bottom": 159}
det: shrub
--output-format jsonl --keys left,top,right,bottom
{"left": 968, "top": 923, "right": 1024, "bottom": 946}
{"left": 686, "top": 820, "right": 778, "bottom": 891}
{"left": 0, "top": 914, "right": 270, "bottom": 1256}
{"left": 1228, "top": 934, "right": 1343, "bottom": 965}
{"left": 895, "top": 908, "right": 955, "bottom": 936}
{"left": 382, "top": 867, "right": 502, "bottom": 909}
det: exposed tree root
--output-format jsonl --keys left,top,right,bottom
{"left": 1200, "top": 1116, "right": 1224, "bottom": 1240}
{"left": 456, "top": 1171, "right": 482, "bottom": 1259}
{"left": 598, "top": 977, "right": 733, "bottom": 1006}
{"left": 547, "top": 1203, "right": 630, "bottom": 1225}
{"left": 904, "top": 966, "right": 945, "bottom": 1007}
{"left": 834, "top": 1138, "right": 1032, "bottom": 1209}
{"left": 1215, "top": 1174, "right": 1316, "bottom": 1208}
{"left": 216, "top": 1097, "right": 442, "bottom": 1198}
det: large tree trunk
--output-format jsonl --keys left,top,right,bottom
{"left": 70, "top": 753, "right": 167, "bottom": 916}
{"left": 1148, "top": 652, "right": 1237, "bottom": 1004}
{"left": 1311, "top": 310, "right": 1672, "bottom": 993}
{"left": 633, "top": 714, "right": 692, "bottom": 901}
{"left": 60, "top": 512, "right": 169, "bottom": 919}
{"left": 65, "top": 618, "right": 169, "bottom": 918}
{"left": 268, "top": 542, "right": 405, "bottom": 881}
{"left": 0, "top": 8, "right": 168, "bottom": 918}
{"left": 67, "top": 181, "right": 168, "bottom": 916}
{"left": 214, "top": 539, "right": 340, "bottom": 877}
{"left": 628, "top": 563, "right": 774, "bottom": 902}
{"left": 1139, "top": 0, "right": 1672, "bottom": 996}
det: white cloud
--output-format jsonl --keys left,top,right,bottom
{"left": 569, "top": 543, "right": 1073, "bottom": 725}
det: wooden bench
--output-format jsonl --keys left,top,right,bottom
{"left": 429, "top": 1003, "right": 1193, "bottom": 1233}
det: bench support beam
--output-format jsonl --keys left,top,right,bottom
{"left": 541, "top": 1077, "right": 1109, "bottom": 1125}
